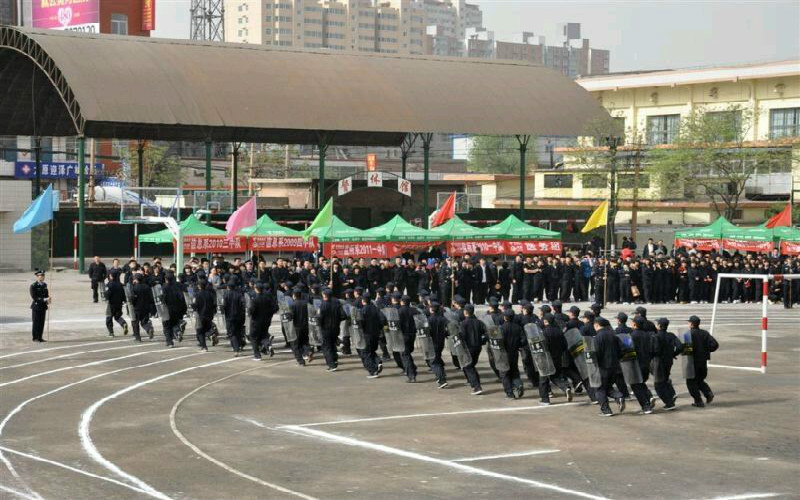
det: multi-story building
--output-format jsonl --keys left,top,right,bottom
{"left": 467, "top": 23, "right": 611, "bottom": 79}
{"left": 421, "top": 0, "right": 481, "bottom": 57}
{"left": 488, "top": 60, "right": 800, "bottom": 247}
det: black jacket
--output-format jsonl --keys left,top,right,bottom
{"left": 222, "top": 289, "right": 246, "bottom": 324}
{"left": 319, "top": 298, "right": 345, "bottom": 335}
{"left": 690, "top": 328, "right": 718, "bottom": 362}
{"left": 88, "top": 262, "right": 107, "bottom": 281}
{"left": 163, "top": 282, "right": 187, "bottom": 320}
{"left": 398, "top": 305, "right": 417, "bottom": 338}
{"left": 595, "top": 326, "right": 622, "bottom": 372}
{"left": 360, "top": 302, "right": 385, "bottom": 338}
{"left": 194, "top": 288, "right": 217, "bottom": 321}
{"left": 460, "top": 316, "right": 486, "bottom": 349}
{"left": 132, "top": 282, "right": 155, "bottom": 317}
{"left": 291, "top": 298, "right": 309, "bottom": 334}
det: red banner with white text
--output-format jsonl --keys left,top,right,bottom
{"left": 446, "top": 240, "right": 562, "bottom": 256}
{"left": 323, "top": 241, "right": 441, "bottom": 258}
{"left": 250, "top": 236, "right": 317, "bottom": 252}
{"left": 780, "top": 240, "right": 800, "bottom": 255}
{"left": 674, "top": 238, "right": 721, "bottom": 251}
{"left": 183, "top": 236, "right": 247, "bottom": 253}
{"left": 721, "top": 239, "right": 774, "bottom": 253}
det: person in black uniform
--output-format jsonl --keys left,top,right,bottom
{"left": 511, "top": 254, "right": 524, "bottom": 304}
{"left": 539, "top": 314, "right": 574, "bottom": 405}
{"left": 247, "top": 282, "right": 276, "bottom": 360}
{"left": 161, "top": 272, "right": 187, "bottom": 347}
{"left": 104, "top": 270, "right": 128, "bottom": 337}
{"left": 88, "top": 256, "right": 107, "bottom": 303}
{"left": 593, "top": 317, "right": 625, "bottom": 416}
{"left": 500, "top": 309, "right": 524, "bottom": 399}
{"left": 359, "top": 293, "right": 384, "bottom": 378}
{"left": 290, "top": 289, "right": 312, "bottom": 365}
{"left": 193, "top": 279, "right": 217, "bottom": 352}
{"left": 222, "top": 282, "right": 247, "bottom": 355}
{"left": 130, "top": 274, "right": 155, "bottom": 342}
{"left": 427, "top": 301, "right": 449, "bottom": 388}
{"left": 460, "top": 304, "right": 485, "bottom": 395}
{"left": 398, "top": 295, "right": 418, "bottom": 382}
{"left": 30, "top": 270, "right": 49, "bottom": 342}
{"left": 319, "top": 288, "right": 345, "bottom": 371}
{"left": 686, "top": 315, "right": 719, "bottom": 408}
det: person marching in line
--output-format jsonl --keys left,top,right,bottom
{"left": 631, "top": 316, "right": 657, "bottom": 408}
{"left": 104, "top": 270, "right": 128, "bottom": 337}
{"left": 161, "top": 272, "right": 187, "bottom": 348}
{"left": 359, "top": 293, "right": 384, "bottom": 379}
{"left": 500, "top": 309, "right": 525, "bottom": 399}
{"left": 319, "top": 288, "right": 345, "bottom": 372}
{"left": 593, "top": 317, "right": 625, "bottom": 417}
{"left": 88, "top": 256, "right": 107, "bottom": 303}
{"left": 684, "top": 315, "right": 719, "bottom": 408}
{"left": 460, "top": 304, "right": 486, "bottom": 395}
{"left": 290, "top": 288, "right": 313, "bottom": 365}
{"left": 30, "top": 270, "right": 49, "bottom": 343}
{"left": 515, "top": 302, "right": 540, "bottom": 389}
{"left": 539, "top": 313, "right": 574, "bottom": 405}
{"left": 247, "top": 282, "right": 276, "bottom": 360}
{"left": 222, "top": 281, "right": 247, "bottom": 356}
{"left": 398, "top": 295, "right": 418, "bottom": 383}
{"left": 426, "top": 301, "right": 449, "bottom": 388}
{"left": 193, "top": 279, "right": 217, "bottom": 352}
{"left": 130, "top": 273, "right": 155, "bottom": 342}
{"left": 652, "top": 317, "right": 681, "bottom": 410}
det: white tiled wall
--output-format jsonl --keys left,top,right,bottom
{"left": 0, "top": 179, "right": 32, "bottom": 270}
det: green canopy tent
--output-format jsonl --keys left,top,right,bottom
{"left": 138, "top": 213, "right": 224, "bottom": 243}
{"left": 481, "top": 214, "right": 561, "bottom": 240}
{"left": 674, "top": 216, "right": 738, "bottom": 241}
{"left": 312, "top": 216, "right": 372, "bottom": 242}
{"left": 771, "top": 225, "right": 800, "bottom": 242}
{"left": 137, "top": 213, "right": 247, "bottom": 254}
{"left": 427, "top": 216, "right": 491, "bottom": 241}
{"left": 238, "top": 214, "right": 303, "bottom": 237}
{"left": 361, "top": 215, "right": 439, "bottom": 242}
{"left": 240, "top": 214, "right": 316, "bottom": 252}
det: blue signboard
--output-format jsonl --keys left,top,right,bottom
{"left": 14, "top": 161, "right": 104, "bottom": 180}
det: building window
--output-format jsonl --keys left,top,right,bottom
{"left": 0, "top": 136, "right": 16, "bottom": 162}
{"left": 647, "top": 114, "right": 680, "bottom": 145}
{"left": 543, "top": 174, "right": 573, "bottom": 188}
{"left": 111, "top": 13, "right": 128, "bottom": 35}
{"left": 769, "top": 108, "right": 800, "bottom": 139}
{"left": 618, "top": 174, "right": 650, "bottom": 189}
{"left": 706, "top": 110, "right": 742, "bottom": 142}
{"left": 582, "top": 173, "right": 606, "bottom": 189}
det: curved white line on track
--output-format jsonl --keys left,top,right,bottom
{"left": 0, "top": 343, "right": 163, "bottom": 388}
{"left": 0, "top": 339, "right": 127, "bottom": 359}
{"left": 79, "top": 356, "right": 244, "bottom": 500}
{"left": 0, "top": 483, "right": 39, "bottom": 500}
{"left": 0, "top": 349, "right": 198, "bottom": 500}
{"left": 1, "top": 343, "right": 158, "bottom": 371}
{"left": 168, "top": 360, "right": 318, "bottom": 500}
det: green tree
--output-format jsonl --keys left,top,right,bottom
{"left": 647, "top": 105, "right": 788, "bottom": 220}
{"left": 467, "top": 135, "right": 525, "bottom": 174}
{"left": 122, "top": 142, "right": 184, "bottom": 187}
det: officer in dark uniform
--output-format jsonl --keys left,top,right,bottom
{"left": 398, "top": 295, "right": 418, "bottom": 382}
{"left": 161, "top": 272, "right": 187, "bottom": 347}
{"left": 222, "top": 282, "right": 247, "bottom": 355}
{"left": 686, "top": 315, "right": 719, "bottom": 408}
{"left": 131, "top": 274, "right": 155, "bottom": 342}
{"left": 193, "top": 279, "right": 217, "bottom": 352}
{"left": 460, "top": 304, "right": 486, "bottom": 395}
{"left": 500, "top": 309, "right": 524, "bottom": 399}
{"left": 290, "top": 288, "right": 312, "bottom": 365}
{"left": 88, "top": 256, "right": 107, "bottom": 303}
{"left": 30, "top": 270, "right": 49, "bottom": 342}
{"left": 104, "top": 270, "right": 128, "bottom": 336}
{"left": 319, "top": 288, "right": 345, "bottom": 371}
{"left": 427, "top": 301, "right": 449, "bottom": 388}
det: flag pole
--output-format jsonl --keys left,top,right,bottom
{"left": 47, "top": 218, "right": 53, "bottom": 341}
{"left": 602, "top": 197, "right": 610, "bottom": 308}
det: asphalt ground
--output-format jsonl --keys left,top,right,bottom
{"left": 1, "top": 270, "right": 798, "bottom": 500}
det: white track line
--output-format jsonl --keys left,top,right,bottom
{"left": 690, "top": 494, "right": 780, "bottom": 500}
{"left": 0, "top": 349, "right": 198, "bottom": 500}
{"left": 79, "top": 356, "right": 243, "bottom": 500}
{"left": 288, "top": 402, "right": 580, "bottom": 428}
{"left": 708, "top": 364, "right": 763, "bottom": 372}
{"left": 0, "top": 483, "right": 39, "bottom": 500}
{"left": 0, "top": 343, "right": 162, "bottom": 388}
{"left": 0, "top": 319, "right": 108, "bottom": 328}
{"left": 279, "top": 425, "right": 612, "bottom": 500}
{"left": 1, "top": 344, "right": 156, "bottom": 371}
{"left": 0, "top": 446, "right": 153, "bottom": 497}
{"left": 169, "top": 361, "right": 318, "bottom": 500}
{"left": 0, "top": 339, "right": 127, "bottom": 359}
{"left": 452, "top": 449, "right": 561, "bottom": 462}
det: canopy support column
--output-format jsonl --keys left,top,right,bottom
{"left": 232, "top": 142, "right": 241, "bottom": 211}
{"left": 33, "top": 136, "right": 42, "bottom": 197}
{"left": 77, "top": 136, "right": 85, "bottom": 273}
{"left": 136, "top": 139, "right": 145, "bottom": 188}
{"left": 204, "top": 139, "right": 212, "bottom": 222}
{"left": 516, "top": 135, "right": 531, "bottom": 221}
{"left": 318, "top": 135, "right": 329, "bottom": 209}
{"left": 400, "top": 133, "right": 417, "bottom": 180}
{"left": 420, "top": 133, "right": 433, "bottom": 228}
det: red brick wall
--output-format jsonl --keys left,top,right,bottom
{"left": 100, "top": 0, "right": 151, "bottom": 37}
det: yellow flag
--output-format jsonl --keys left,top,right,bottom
{"left": 581, "top": 200, "right": 609, "bottom": 233}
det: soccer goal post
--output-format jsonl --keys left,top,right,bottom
{"left": 710, "top": 273, "right": 800, "bottom": 374}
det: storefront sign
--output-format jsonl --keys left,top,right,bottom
{"left": 15, "top": 161, "right": 103, "bottom": 180}
{"left": 32, "top": 0, "right": 99, "bottom": 31}
{"left": 142, "top": 0, "right": 156, "bottom": 31}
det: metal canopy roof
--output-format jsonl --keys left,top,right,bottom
{"left": 0, "top": 27, "right": 608, "bottom": 146}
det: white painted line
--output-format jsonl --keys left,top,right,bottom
{"left": 79, "top": 356, "right": 243, "bottom": 500}
{"left": 169, "top": 361, "right": 317, "bottom": 500}
{"left": 689, "top": 494, "right": 780, "bottom": 500}
{"left": 0, "top": 446, "right": 153, "bottom": 497}
{"left": 0, "top": 482, "right": 40, "bottom": 500}
{"left": 0, "top": 343, "right": 162, "bottom": 388}
{"left": 0, "top": 339, "right": 127, "bottom": 359}
{"left": 279, "top": 425, "right": 611, "bottom": 500}
{"left": 452, "top": 449, "right": 561, "bottom": 462}
{"left": 286, "top": 402, "right": 581, "bottom": 428}
{"left": 0, "top": 349, "right": 198, "bottom": 499}
{"left": 0, "top": 318, "right": 109, "bottom": 328}
{"left": 0, "top": 344, "right": 155, "bottom": 371}
{"left": 708, "top": 364, "right": 763, "bottom": 372}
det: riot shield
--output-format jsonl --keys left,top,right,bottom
{"left": 524, "top": 323, "right": 556, "bottom": 377}
{"left": 564, "top": 328, "right": 589, "bottom": 380}
{"left": 349, "top": 306, "right": 366, "bottom": 350}
{"left": 123, "top": 283, "right": 137, "bottom": 321}
{"left": 679, "top": 329, "right": 696, "bottom": 379}
{"left": 307, "top": 301, "right": 323, "bottom": 347}
{"left": 183, "top": 291, "right": 193, "bottom": 322}
{"left": 413, "top": 311, "right": 435, "bottom": 361}
{"left": 100, "top": 283, "right": 108, "bottom": 302}
{"left": 214, "top": 290, "right": 226, "bottom": 335}
{"left": 340, "top": 303, "right": 351, "bottom": 341}
{"left": 382, "top": 307, "right": 404, "bottom": 353}
{"left": 616, "top": 333, "right": 643, "bottom": 385}
{"left": 151, "top": 284, "right": 169, "bottom": 322}
{"left": 482, "top": 315, "right": 510, "bottom": 373}
{"left": 447, "top": 324, "right": 472, "bottom": 367}
{"left": 583, "top": 335, "right": 602, "bottom": 388}
{"left": 278, "top": 296, "right": 297, "bottom": 344}
{"left": 244, "top": 292, "right": 252, "bottom": 338}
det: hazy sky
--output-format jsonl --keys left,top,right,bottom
{"left": 153, "top": 0, "right": 800, "bottom": 72}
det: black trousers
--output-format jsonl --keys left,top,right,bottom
{"left": 462, "top": 346, "right": 482, "bottom": 389}
{"left": 501, "top": 349, "right": 522, "bottom": 397}
{"left": 362, "top": 335, "right": 380, "bottom": 375}
{"left": 91, "top": 280, "right": 100, "bottom": 301}
{"left": 686, "top": 362, "right": 713, "bottom": 403}
{"left": 227, "top": 320, "right": 245, "bottom": 352}
{"left": 321, "top": 331, "right": 339, "bottom": 368}
{"left": 105, "top": 310, "right": 127, "bottom": 333}
{"left": 163, "top": 318, "right": 180, "bottom": 346}
{"left": 511, "top": 282, "right": 522, "bottom": 304}
{"left": 196, "top": 317, "right": 212, "bottom": 349}
{"left": 520, "top": 348, "right": 539, "bottom": 387}
{"left": 654, "top": 361, "right": 676, "bottom": 406}
{"left": 538, "top": 368, "right": 570, "bottom": 402}
{"left": 132, "top": 313, "right": 154, "bottom": 340}
{"left": 401, "top": 336, "right": 417, "bottom": 380}
{"left": 430, "top": 347, "right": 447, "bottom": 384}
{"left": 595, "top": 369, "right": 623, "bottom": 412}
{"left": 32, "top": 308, "right": 46, "bottom": 341}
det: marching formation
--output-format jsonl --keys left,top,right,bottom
{"left": 59, "top": 252, "right": 731, "bottom": 416}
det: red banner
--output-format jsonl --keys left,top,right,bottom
{"left": 674, "top": 238, "right": 721, "bottom": 251}
{"left": 183, "top": 236, "right": 247, "bottom": 253}
{"left": 142, "top": 0, "right": 156, "bottom": 30}
{"left": 446, "top": 240, "right": 562, "bottom": 256}
{"left": 323, "top": 241, "right": 442, "bottom": 258}
{"left": 250, "top": 236, "right": 317, "bottom": 252}
{"left": 780, "top": 240, "right": 800, "bottom": 255}
{"left": 721, "top": 239, "right": 774, "bottom": 253}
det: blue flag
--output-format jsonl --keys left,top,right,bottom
{"left": 13, "top": 184, "right": 54, "bottom": 234}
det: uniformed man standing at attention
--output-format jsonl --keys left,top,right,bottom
{"left": 30, "top": 270, "right": 50, "bottom": 342}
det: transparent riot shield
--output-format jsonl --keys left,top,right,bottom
{"left": 482, "top": 315, "right": 509, "bottom": 373}
{"left": 583, "top": 335, "right": 602, "bottom": 388}
{"left": 100, "top": 283, "right": 108, "bottom": 302}
{"left": 349, "top": 306, "right": 366, "bottom": 350}
{"left": 679, "top": 329, "right": 695, "bottom": 379}
{"left": 382, "top": 307, "right": 404, "bottom": 353}
{"left": 564, "top": 328, "right": 589, "bottom": 380}
{"left": 279, "top": 295, "right": 297, "bottom": 344}
{"left": 524, "top": 323, "right": 555, "bottom": 377}
{"left": 616, "top": 333, "right": 643, "bottom": 385}
{"left": 308, "top": 301, "right": 323, "bottom": 347}
{"left": 413, "top": 311, "right": 435, "bottom": 361}
{"left": 340, "top": 303, "right": 351, "bottom": 342}
{"left": 446, "top": 320, "right": 472, "bottom": 367}
{"left": 244, "top": 292, "right": 252, "bottom": 338}
{"left": 152, "top": 283, "right": 169, "bottom": 321}
{"left": 214, "top": 289, "right": 226, "bottom": 335}
{"left": 123, "top": 283, "right": 137, "bottom": 321}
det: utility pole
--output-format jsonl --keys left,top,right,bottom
{"left": 88, "top": 138, "right": 96, "bottom": 207}
{"left": 605, "top": 136, "right": 621, "bottom": 251}
{"left": 630, "top": 138, "right": 644, "bottom": 243}
{"left": 248, "top": 143, "right": 254, "bottom": 195}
